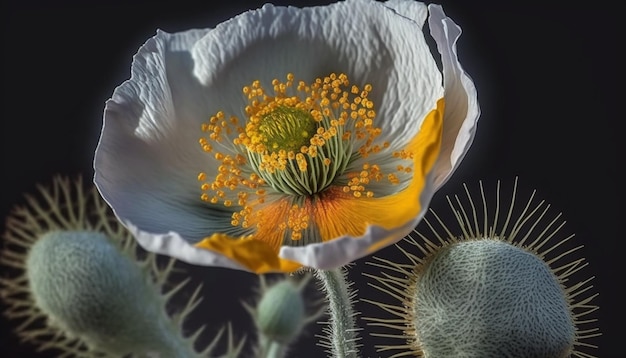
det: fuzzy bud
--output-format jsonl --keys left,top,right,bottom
{"left": 26, "top": 231, "right": 172, "bottom": 356}
{"left": 414, "top": 239, "right": 575, "bottom": 357}
{"left": 256, "top": 280, "right": 306, "bottom": 344}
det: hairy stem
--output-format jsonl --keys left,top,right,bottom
{"left": 315, "top": 268, "right": 359, "bottom": 358}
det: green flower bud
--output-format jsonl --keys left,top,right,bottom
{"left": 364, "top": 179, "right": 599, "bottom": 358}
{"left": 414, "top": 239, "right": 573, "bottom": 357}
{"left": 0, "top": 175, "right": 216, "bottom": 357}
{"left": 256, "top": 280, "right": 306, "bottom": 344}
{"left": 26, "top": 230, "right": 169, "bottom": 356}
{"left": 245, "top": 275, "right": 325, "bottom": 358}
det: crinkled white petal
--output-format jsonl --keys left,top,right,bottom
{"left": 383, "top": 0, "right": 428, "bottom": 24}
{"left": 280, "top": 172, "right": 438, "bottom": 269}
{"left": 191, "top": 0, "right": 442, "bottom": 150}
{"left": 126, "top": 221, "right": 247, "bottom": 271}
{"left": 95, "top": 28, "right": 239, "bottom": 242}
{"left": 427, "top": 4, "right": 480, "bottom": 188}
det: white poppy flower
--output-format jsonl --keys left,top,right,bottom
{"left": 94, "top": 0, "right": 479, "bottom": 273}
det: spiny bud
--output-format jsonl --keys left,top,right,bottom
{"left": 364, "top": 179, "right": 599, "bottom": 358}
{"left": 0, "top": 175, "right": 212, "bottom": 357}
{"left": 26, "top": 230, "right": 167, "bottom": 356}
{"left": 414, "top": 239, "right": 574, "bottom": 357}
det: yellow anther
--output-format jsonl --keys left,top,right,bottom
{"left": 388, "top": 173, "right": 400, "bottom": 185}
{"left": 196, "top": 72, "right": 414, "bottom": 243}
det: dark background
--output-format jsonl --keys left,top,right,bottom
{"left": 1, "top": 0, "right": 620, "bottom": 357}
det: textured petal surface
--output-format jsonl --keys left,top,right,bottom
{"left": 95, "top": 28, "right": 239, "bottom": 242}
{"left": 280, "top": 215, "right": 422, "bottom": 269}
{"left": 127, "top": 221, "right": 248, "bottom": 271}
{"left": 190, "top": 0, "right": 442, "bottom": 149}
{"left": 384, "top": 0, "right": 428, "bottom": 23}
{"left": 427, "top": 4, "right": 480, "bottom": 188}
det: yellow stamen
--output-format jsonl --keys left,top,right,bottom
{"left": 196, "top": 73, "right": 415, "bottom": 245}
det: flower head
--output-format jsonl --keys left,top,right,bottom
{"left": 94, "top": 0, "right": 479, "bottom": 273}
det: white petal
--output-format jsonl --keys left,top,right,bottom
{"left": 280, "top": 172, "right": 438, "bottom": 269}
{"left": 190, "top": 0, "right": 442, "bottom": 149}
{"left": 95, "top": 28, "right": 236, "bottom": 242}
{"left": 383, "top": 0, "right": 428, "bottom": 25}
{"left": 427, "top": 4, "right": 480, "bottom": 188}
{"left": 126, "top": 221, "right": 248, "bottom": 271}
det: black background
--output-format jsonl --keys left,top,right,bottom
{"left": 1, "top": 0, "right": 621, "bottom": 357}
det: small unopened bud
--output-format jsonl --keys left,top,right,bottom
{"left": 256, "top": 280, "right": 306, "bottom": 344}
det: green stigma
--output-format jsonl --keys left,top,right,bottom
{"left": 258, "top": 106, "right": 317, "bottom": 152}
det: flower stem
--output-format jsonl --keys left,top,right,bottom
{"left": 257, "top": 335, "right": 288, "bottom": 358}
{"left": 315, "top": 268, "right": 359, "bottom": 358}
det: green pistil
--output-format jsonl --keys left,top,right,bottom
{"left": 258, "top": 107, "right": 317, "bottom": 152}
{"left": 247, "top": 111, "right": 352, "bottom": 198}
